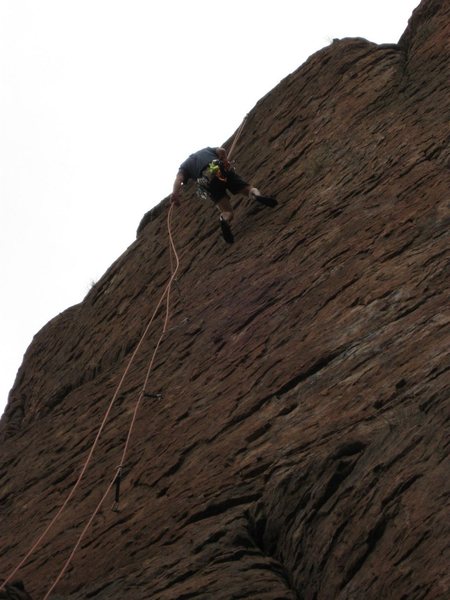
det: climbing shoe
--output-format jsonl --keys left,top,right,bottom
{"left": 254, "top": 195, "right": 278, "bottom": 208}
{"left": 220, "top": 217, "right": 234, "bottom": 244}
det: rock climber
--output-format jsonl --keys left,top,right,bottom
{"left": 171, "top": 146, "right": 277, "bottom": 243}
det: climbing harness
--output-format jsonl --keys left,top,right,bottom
{"left": 196, "top": 160, "right": 228, "bottom": 200}
{"left": 208, "top": 160, "right": 227, "bottom": 181}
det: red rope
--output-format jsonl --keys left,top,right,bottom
{"left": 3, "top": 203, "right": 179, "bottom": 597}
{"left": 43, "top": 203, "right": 180, "bottom": 598}
{"left": 227, "top": 114, "right": 248, "bottom": 160}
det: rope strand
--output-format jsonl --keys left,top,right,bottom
{"left": 39, "top": 119, "right": 244, "bottom": 597}
{"left": 5, "top": 111, "right": 246, "bottom": 592}
{"left": 3, "top": 203, "right": 179, "bottom": 596}
{"left": 227, "top": 114, "right": 248, "bottom": 160}
{"left": 43, "top": 203, "right": 179, "bottom": 599}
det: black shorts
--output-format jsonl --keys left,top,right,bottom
{"left": 200, "top": 169, "right": 249, "bottom": 202}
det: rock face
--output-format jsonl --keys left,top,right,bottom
{"left": 1, "top": 1, "right": 449, "bottom": 598}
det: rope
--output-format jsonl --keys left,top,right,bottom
{"left": 41, "top": 115, "right": 246, "bottom": 595}
{"left": 3, "top": 202, "right": 179, "bottom": 597}
{"left": 6, "top": 110, "right": 245, "bottom": 593}
{"left": 227, "top": 113, "right": 248, "bottom": 160}
{"left": 43, "top": 203, "right": 179, "bottom": 599}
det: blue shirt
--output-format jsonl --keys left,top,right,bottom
{"left": 179, "top": 147, "right": 218, "bottom": 182}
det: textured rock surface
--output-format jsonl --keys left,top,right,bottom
{"left": 1, "top": 1, "right": 449, "bottom": 598}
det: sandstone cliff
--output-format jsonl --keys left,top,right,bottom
{"left": 1, "top": 0, "right": 449, "bottom": 598}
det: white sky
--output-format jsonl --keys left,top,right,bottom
{"left": 0, "top": 0, "right": 420, "bottom": 416}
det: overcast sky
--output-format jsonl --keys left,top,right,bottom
{"left": 0, "top": 0, "right": 421, "bottom": 417}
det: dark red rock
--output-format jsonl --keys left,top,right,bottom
{"left": 1, "top": 1, "right": 449, "bottom": 598}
